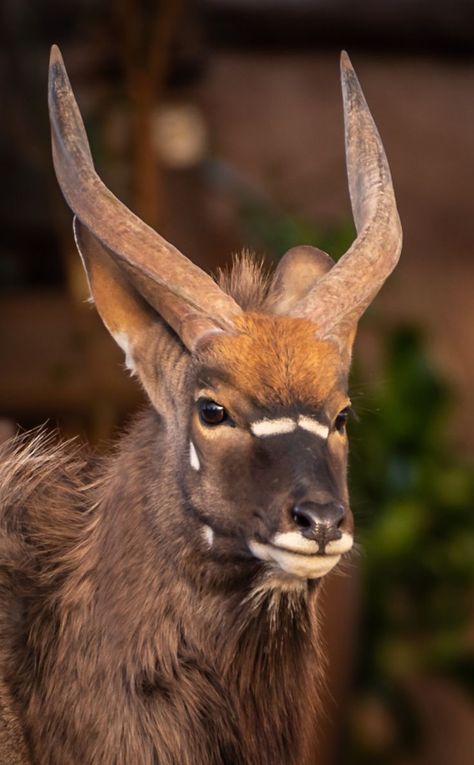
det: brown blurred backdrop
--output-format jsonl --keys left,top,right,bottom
{"left": 1, "top": 2, "right": 473, "bottom": 764}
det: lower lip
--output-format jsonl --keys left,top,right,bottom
{"left": 249, "top": 540, "right": 341, "bottom": 579}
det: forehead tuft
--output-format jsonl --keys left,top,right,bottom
{"left": 199, "top": 313, "right": 346, "bottom": 408}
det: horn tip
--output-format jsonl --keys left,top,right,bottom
{"left": 48, "top": 45, "right": 65, "bottom": 108}
{"left": 340, "top": 50, "right": 353, "bottom": 71}
{"left": 49, "top": 44, "right": 64, "bottom": 69}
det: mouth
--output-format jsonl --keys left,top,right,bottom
{"left": 248, "top": 531, "right": 353, "bottom": 580}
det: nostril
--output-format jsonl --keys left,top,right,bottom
{"left": 290, "top": 501, "right": 346, "bottom": 543}
{"left": 291, "top": 507, "right": 312, "bottom": 530}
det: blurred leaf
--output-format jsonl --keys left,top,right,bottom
{"left": 364, "top": 499, "right": 427, "bottom": 559}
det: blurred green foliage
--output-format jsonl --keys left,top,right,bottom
{"left": 347, "top": 326, "right": 474, "bottom": 762}
{"left": 236, "top": 193, "right": 355, "bottom": 262}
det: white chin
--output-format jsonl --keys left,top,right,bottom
{"left": 248, "top": 540, "right": 341, "bottom": 579}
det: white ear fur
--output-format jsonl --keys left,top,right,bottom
{"left": 112, "top": 332, "right": 136, "bottom": 375}
{"left": 73, "top": 218, "right": 172, "bottom": 404}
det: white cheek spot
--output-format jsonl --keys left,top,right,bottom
{"left": 189, "top": 441, "right": 200, "bottom": 471}
{"left": 250, "top": 418, "right": 296, "bottom": 438}
{"left": 298, "top": 415, "right": 329, "bottom": 440}
{"left": 112, "top": 331, "right": 136, "bottom": 375}
{"left": 202, "top": 524, "right": 214, "bottom": 547}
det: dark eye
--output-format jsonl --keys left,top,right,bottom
{"left": 334, "top": 406, "right": 350, "bottom": 433}
{"left": 198, "top": 399, "right": 228, "bottom": 426}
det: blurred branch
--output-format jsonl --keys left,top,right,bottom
{"left": 115, "top": 0, "right": 184, "bottom": 228}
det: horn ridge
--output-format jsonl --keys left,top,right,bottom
{"left": 340, "top": 49, "right": 391, "bottom": 234}
{"left": 289, "top": 51, "right": 402, "bottom": 337}
{"left": 48, "top": 45, "right": 242, "bottom": 341}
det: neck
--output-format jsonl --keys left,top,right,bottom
{"left": 14, "top": 412, "right": 323, "bottom": 764}
{"left": 83, "top": 417, "right": 324, "bottom": 763}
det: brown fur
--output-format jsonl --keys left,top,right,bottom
{"left": 205, "top": 314, "right": 346, "bottom": 410}
{"left": 0, "top": 258, "right": 349, "bottom": 764}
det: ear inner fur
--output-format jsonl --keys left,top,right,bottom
{"left": 266, "top": 245, "right": 334, "bottom": 315}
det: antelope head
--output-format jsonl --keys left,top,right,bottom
{"left": 49, "top": 47, "right": 401, "bottom": 583}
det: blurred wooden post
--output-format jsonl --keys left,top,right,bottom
{"left": 116, "top": 0, "right": 183, "bottom": 229}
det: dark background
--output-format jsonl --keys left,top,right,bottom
{"left": 1, "top": 2, "right": 473, "bottom": 763}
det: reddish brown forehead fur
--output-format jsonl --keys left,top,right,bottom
{"left": 201, "top": 313, "right": 347, "bottom": 409}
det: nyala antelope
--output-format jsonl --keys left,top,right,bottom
{"left": 0, "top": 47, "right": 402, "bottom": 764}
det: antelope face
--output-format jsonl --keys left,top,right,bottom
{"left": 49, "top": 48, "right": 401, "bottom": 582}
{"left": 184, "top": 315, "right": 354, "bottom": 580}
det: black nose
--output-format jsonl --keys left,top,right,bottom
{"left": 291, "top": 501, "right": 345, "bottom": 551}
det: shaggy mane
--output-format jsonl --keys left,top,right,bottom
{"left": 216, "top": 251, "right": 273, "bottom": 311}
{"left": 0, "top": 429, "right": 97, "bottom": 585}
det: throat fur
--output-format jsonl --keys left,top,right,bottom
{"left": 214, "top": 576, "right": 323, "bottom": 765}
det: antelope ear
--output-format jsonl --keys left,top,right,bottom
{"left": 74, "top": 218, "right": 174, "bottom": 401}
{"left": 267, "top": 245, "right": 335, "bottom": 315}
{"left": 267, "top": 244, "right": 357, "bottom": 363}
